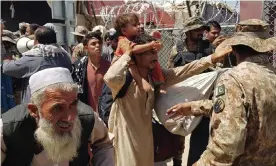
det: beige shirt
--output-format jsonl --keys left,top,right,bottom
{"left": 104, "top": 52, "right": 213, "bottom": 166}
{"left": 1, "top": 111, "right": 115, "bottom": 166}
{"left": 190, "top": 54, "right": 276, "bottom": 166}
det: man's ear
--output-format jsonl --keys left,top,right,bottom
{"left": 34, "top": 39, "right": 38, "bottom": 45}
{"left": 28, "top": 103, "right": 39, "bottom": 119}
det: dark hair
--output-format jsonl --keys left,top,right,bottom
{"left": 133, "top": 33, "right": 156, "bottom": 45}
{"left": 206, "top": 20, "right": 221, "bottom": 31}
{"left": 232, "top": 45, "right": 260, "bottom": 55}
{"left": 29, "top": 24, "right": 40, "bottom": 33}
{"left": 34, "top": 26, "right": 57, "bottom": 44}
{"left": 114, "top": 13, "right": 139, "bottom": 35}
{"left": 83, "top": 31, "right": 103, "bottom": 46}
{"left": 19, "top": 26, "right": 27, "bottom": 35}
{"left": 104, "top": 32, "right": 110, "bottom": 41}
{"left": 109, "top": 31, "right": 119, "bottom": 41}
{"left": 132, "top": 34, "right": 156, "bottom": 61}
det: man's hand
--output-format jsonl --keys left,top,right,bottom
{"left": 166, "top": 102, "right": 193, "bottom": 119}
{"left": 211, "top": 47, "right": 232, "bottom": 64}
{"left": 212, "top": 36, "right": 226, "bottom": 47}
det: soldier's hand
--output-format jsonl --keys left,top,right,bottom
{"left": 211, "top": 47, "right": 232, "bottom": 64}
{"left": 212, "top": 35, "right": 226, "bottom": 47}
{"left": 166, "top": 102, "right": 193, "bottom": 119}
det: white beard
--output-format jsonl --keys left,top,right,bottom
{"left": 34, "top": 116, "right": 82, "bottom": 163}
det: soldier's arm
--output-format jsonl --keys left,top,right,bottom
{"left": 196, "top": 74, "right": 247, "bottom": 166}
{"left": 190, "top": 100, "right": 213, "bottom": 117}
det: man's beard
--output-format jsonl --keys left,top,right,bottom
{"left": 34, "top": 116, "right": 82, "bottom": 163}
{"left": 191, "top": 34, "right": 203, "bottom": 42}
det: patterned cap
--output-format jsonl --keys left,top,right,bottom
{"left": 216, "top": 32, "right": 276, "bottom": 53}
{"left": 71, "top": 25, "right": 88, "bottom": 37}
{"left": 2, "top": 30, "right": 16, "bottom": 44}
{"left": 235, "top": 19, "right": 270, "bottom": 38}
{"left": 183, "top": 16, "right": 207, "bottom": 33}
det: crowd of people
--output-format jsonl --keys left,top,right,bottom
{"left": 1, "top": 12, "right": 276, "bottom": 166}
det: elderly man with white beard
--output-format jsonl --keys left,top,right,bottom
{"left": 1, "top": 67, "right": 115, "bottom": 166}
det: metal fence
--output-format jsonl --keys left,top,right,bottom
{"left": 149, "top": 24, "right": 236, "bottom": 69}
{"left": 263, "top": 0, "right": 276, "bottom": 37}
{"left": 263, "top": 0, "right": 276, "bottom": 67}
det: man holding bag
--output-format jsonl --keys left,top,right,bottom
{"left": 104, "top": 33, "right": 231, "bottom": 166}
{"left": 167, "top": 19, "right": 276, "bottom": 166}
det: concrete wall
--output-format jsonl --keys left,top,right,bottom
{"left": 240, "top": 0, "right": 263, "bottom": 21}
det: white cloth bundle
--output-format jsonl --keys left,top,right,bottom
{"left": 154, "top": 69, "right": 229, "bottom": 136}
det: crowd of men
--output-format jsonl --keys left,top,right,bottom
{"left": 1, "top": 13, "right": 276, "bottom": 166}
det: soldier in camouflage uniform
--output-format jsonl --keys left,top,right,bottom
{"left": 168, "top": 16, "right": 214, "bottom": 68}
{"left": 2, "top": 30, "right": 21, "bottom": 59}
{"left": 71, "top": 25, "right": 88, "bottom": 62}
{"left": 167, "top": 19, "right": 276, "bottom": 166}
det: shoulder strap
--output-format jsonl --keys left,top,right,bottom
{"left": 114, "top": 71, "right": 133, "bottom": 100}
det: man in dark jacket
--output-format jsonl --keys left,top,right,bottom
{"left": 72, "top": 31, "right": 110, "bottom": 113}
{"left": 1, "top": 67, "right": 114, "bottom": 166}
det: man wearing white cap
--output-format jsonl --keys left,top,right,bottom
{"left": 1, "top": 67, "right": 115, "bottom": 166}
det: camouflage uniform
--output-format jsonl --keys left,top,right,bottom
{"left": 72, "top": 43, "right": 85, "bottom": 62}
{"left": 2, "top": 30, "right": 21, "bottom": 59}
{"left": 190, "top": 19, "right": 276, "bottom": 166}
{"left": 71, "top": 26, "right": 88, "bottom": 62}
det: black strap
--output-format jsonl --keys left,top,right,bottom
{"left": 114, "top": 71, "right": 133, "bottom": 100}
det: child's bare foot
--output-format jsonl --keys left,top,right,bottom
{"left": 141, "top": 78, "right": 153, "bottom": 92}
{"left": 159, "top": 89, "right": 167, "bottom": 94}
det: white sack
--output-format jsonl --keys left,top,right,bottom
{"left": 154, "top": 69, "right": 228, "bottom": 136}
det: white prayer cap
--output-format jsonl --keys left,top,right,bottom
{"left": 29, "top": 67, "right": 73, "bottom": 94}
{"left": 44, "top": 23, "right": 58, "bottom": 33}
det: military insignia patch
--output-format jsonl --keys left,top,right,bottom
{"left": 214, "top": 99, "right": 225, "bottom": 113}
{"left": 215, "top": 85, "right": 225, "bottom": 97}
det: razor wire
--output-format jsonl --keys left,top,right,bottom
{"left": 94, "top": 0, "right": 240, "bottom": 68}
